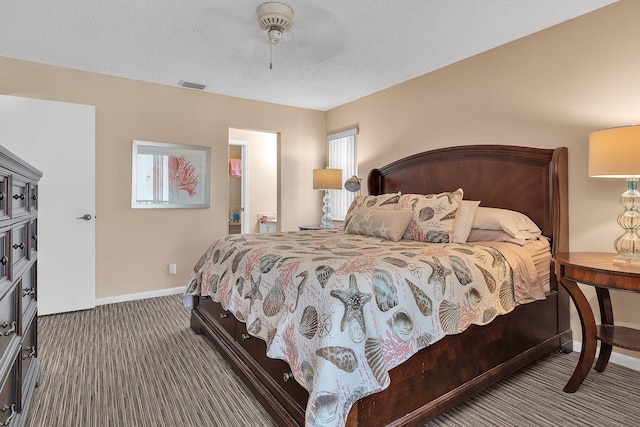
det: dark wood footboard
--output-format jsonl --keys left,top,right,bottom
{"left": 190, "top": 289, "right": 571, "bottom": 426}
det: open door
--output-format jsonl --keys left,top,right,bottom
{"left": 0, "top": 95, "right": 96, "bottom": 315}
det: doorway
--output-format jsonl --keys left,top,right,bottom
{"left": 228, "top": 128, "right": 278, "bottom": 234}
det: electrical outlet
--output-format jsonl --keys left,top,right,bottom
{"left": 168, "top": 264, "right": 177, "bottom": 275}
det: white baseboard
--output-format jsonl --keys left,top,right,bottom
{"left": 96, "top": 286, "right": 184, "bottom": 306}
{"left": 572, "top": 341, "right": 640, "bottom": 372}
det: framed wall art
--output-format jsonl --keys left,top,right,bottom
{"left": 132, "top": 140, "right": 210, "bottom": 208}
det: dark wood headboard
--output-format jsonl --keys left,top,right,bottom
{"left": 367, "top": 145, "right": 568, "bottom": 255}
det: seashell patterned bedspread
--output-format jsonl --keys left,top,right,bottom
{"left": 183, "top": 230, "right": 546, "bottom": 427}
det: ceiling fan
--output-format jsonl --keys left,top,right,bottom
{"left": 257, "top": 2, "right": 294, "bottom": 69}
{"left": 197, "top": 2, "right": 344, "bottom": 70}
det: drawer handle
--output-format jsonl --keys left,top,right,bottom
{"left": 1, "top": 321, "right": 16, "bottom": 336}
{"left": 0, "top": 256, "right": 7, "bottom": 266}
{"left": 22, "top": 346, "right": 36, "bottom": 360}
{"left": 0, "top": 192, "right": 3, "bottom": 201}
{"left": 283, "top": 372, "right": 294, "bottom": 382}
{"left": 241, "top": 333, "right": 251, "bottom": 341}
{"left": 1, "top": 404, "right": 16, "bottom": 426}
{"left": 13, "top": 194, "right": 25, "bottom": 200}
{"left": 32, "top": 234, "right": 37, "bottom": 242}
{"left": 22, "top": 288, "right": 35, "bottom": 297}
{"left": 219, "top": 313, "right": 229, "bottom": 319}
{"left": 32, "top": 194, "right": 37, "bottom": 201}
{"left": 13, "top": 243, "right": 24, "bottom": 250}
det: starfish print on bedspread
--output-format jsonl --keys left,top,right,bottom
{"left": 422, "top": 256, "right": 452, "bottom": 289}
{"left": 330, "top": 274, "right": 373, "bottom": 334}
{"left": 245, "top": 274, "right": 263, "bottom": 311}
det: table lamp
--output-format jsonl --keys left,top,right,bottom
{"left": 589, "top": 125, "right": 640, "bottom": 263}
{"left": 313, "top": 168, "right": 342, "bottom": 228}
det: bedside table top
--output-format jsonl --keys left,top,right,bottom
{"left": 554, "top": 252, "right": 640, "bottom": 292}
{"left": 298, "top": 224, "right": 321, "bottom": 230}
{"left": 298, "top": 225, "right": 342, "bottom": 231}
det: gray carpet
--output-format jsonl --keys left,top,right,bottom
{"left": 27, "top": 295, "right": 640, "bottom": 427}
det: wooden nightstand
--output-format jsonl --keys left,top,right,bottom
{"left": 553, "top": 252, "right": 640, "bottom": 392}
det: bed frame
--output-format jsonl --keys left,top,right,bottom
{"left": 190, "top": 145, "right": 571, "bottom": 426}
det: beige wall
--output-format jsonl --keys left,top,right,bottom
{"left": 326, "top": 0, "right": 640, "bottom": 359}
{"left": 0, "top": 57, "right": 325, "bottom": 299}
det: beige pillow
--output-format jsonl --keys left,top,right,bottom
{"left": 344, "top": 207, "right": 413, "bottom": 242}
{"left": 452, "top": 200, "right": 481, "bottom": 243}
{"left": 344, "top": 192, "right": 401, "bottom": 228}
{"left": 397, "top": 189, "right": 464, "bottom": 243}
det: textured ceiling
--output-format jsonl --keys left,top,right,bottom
{"left": 0, "top": 0, "right": 617, "bottom": 111}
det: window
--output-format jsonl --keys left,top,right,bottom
{"left": 327, "top": 128, "right": 358, "bottom": 221}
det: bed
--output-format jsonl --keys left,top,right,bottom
{"left": 185, "top": 144, "right": 571, "bottom": 427}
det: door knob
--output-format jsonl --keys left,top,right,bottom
{"left": 76, "top": 214, "right": 92, "bottom": 221}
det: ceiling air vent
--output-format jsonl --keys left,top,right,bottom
{"left": 178, "top": 80, "right": 206, "bottom": 90}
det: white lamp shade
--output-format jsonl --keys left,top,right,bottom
{"left": 344, "top": 176, "right": 361, "bottom": 192}
{"left": 589, "top": 125, "right": 640, "bottom": 178}
{"left": 313, "top": 168, "right": 342, "bottom": 190}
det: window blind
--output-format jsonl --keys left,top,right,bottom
{"left": 327, "top": 128, "right": 358, "bottom": 221}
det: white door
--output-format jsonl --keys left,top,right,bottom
{"left": 0, "top": 95, "right": 96, "bottom": 315}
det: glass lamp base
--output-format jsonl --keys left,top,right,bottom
{"left": 320, "top": 189, "right": 334, "bottom": 229}
{"left": 614, "top": 231, "right": 640, "bottom": 258}
{"left": 614, "top": 177, "right": 640, "bottom": 259}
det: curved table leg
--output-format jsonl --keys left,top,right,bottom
{"left": 558, "top": 277, "right": 597, "bottom": 393}
{"left": 595, "top": 287, "right": 613, "bottom": 372}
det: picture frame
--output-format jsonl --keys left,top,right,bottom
{"left": 131, "top": 140, "right": 210, "bottom": 209}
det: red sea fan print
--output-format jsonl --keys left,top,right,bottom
{"left": 380, "top": 330, "right": 414, "bottom": 368}
{"left": 169, "top": 155, "right": 199, "bottom": 197}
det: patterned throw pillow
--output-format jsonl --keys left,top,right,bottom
{"left": 344, "top": 192, "right": 401, "bottom": 228}
{"left": 343, "top": 207, "right": 413, "bottom": 241}
{"left": 397, "top": 188, "right": 464, "bottom": 243}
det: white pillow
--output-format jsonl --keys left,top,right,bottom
{"left": 471, "top": 207, "right": 541, "bottom": 239}
{"left": 466, "top": 229, "right": 530, "bottom": 246}
{"left": 452, "top": 200, "right": 481, "bottom": 243}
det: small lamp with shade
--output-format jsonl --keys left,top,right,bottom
{"left": 313, "top": 168, "right": 342, "bottom": 229}
{"left": 589, "top": 125, "right": 640, "bottom": 264}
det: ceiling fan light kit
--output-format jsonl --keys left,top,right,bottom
{"left": 257, "top": 2, "right": 294, "bottom": 68}
{"left": 257, "top": 2, "right": 294, "bottom": 44}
